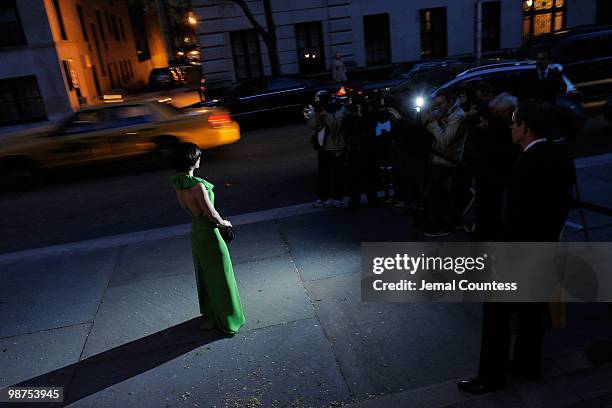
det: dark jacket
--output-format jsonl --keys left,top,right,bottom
{"left": 528, "top": 66, "right": 568, "bottom": 105}
{"left": 470, "top": 93, "right": 520, "bottom": 183}
{"left": 502, "top": 141, "right": 575, "bottom": 242}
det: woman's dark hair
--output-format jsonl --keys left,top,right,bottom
{"left": 514, "top": 98, "right": 554, "bottom": 138}
{"left": 173, "top": 142, "right": 202, "bottom": 173}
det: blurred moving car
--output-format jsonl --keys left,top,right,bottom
{"left": 382, "top": 60, "right": 585, "bottom": 139}
{"left": 515, "top": 25, "right": 612, "bottom": 106}
{"left": 191, "top": 76, "right": 340, "bottom": 121}
{"left": 149, "top": 67, "right": 187, "bottom": 90}
{"left": 0, "top": 102, "right": 239, "bottom": 189}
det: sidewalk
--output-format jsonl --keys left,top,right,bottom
{"left": 1, "top": 158, "right": 612, "bottom": 407}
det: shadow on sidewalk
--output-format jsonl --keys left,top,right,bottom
{"left": 8, "top": 316, "right": 227, "bottom": 407}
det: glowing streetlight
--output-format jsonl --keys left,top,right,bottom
{"left": 188, "top": 16, "right": 197, "bottom": 25}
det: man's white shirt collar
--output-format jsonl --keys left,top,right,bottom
{"left": 523, "top": 138, "right": 547, "bottom": 152}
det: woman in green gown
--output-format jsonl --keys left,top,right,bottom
{"left": 170, "top": 143, "right": 245, "bottom": 334}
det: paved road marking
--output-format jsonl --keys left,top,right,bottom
{"left": 1, "top": 154, "right": 611, "bottom": 264}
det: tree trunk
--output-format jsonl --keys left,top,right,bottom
{"left": 227, "top": 0, "right": 281, "bottom": 76}
{"left": 262, "top": 0, "right": 280, "bottom": 75}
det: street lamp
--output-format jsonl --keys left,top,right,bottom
{"left": 188, "top": 16, "right": 197, "bottom": 25}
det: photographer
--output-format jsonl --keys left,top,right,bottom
{"left": 421, "top": 88, "right": 467, "bottom": 237}
{"left": 305, "top": 90, "right": 347, "bottom": 208}
{"left": 372, "top": 98, "right": 407, "bottom": 207}
{"left": 344, "top": 91, "right": 380, "bottom": 208}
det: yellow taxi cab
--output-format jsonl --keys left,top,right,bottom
{"left": 0, "top": 101, "right": 240, "bottom": 188}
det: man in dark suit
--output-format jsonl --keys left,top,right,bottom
{"left": 458, "top": 99, "right": 576, "bottom": 394}
{"left": 530, "top": 50, "right": 568, "bottom": 105}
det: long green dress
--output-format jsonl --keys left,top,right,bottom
{"left": 170, "top": 174, "right": 245, "bottom": 334}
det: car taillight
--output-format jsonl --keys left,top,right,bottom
{"left": 208, "top": 114, "right": 231, "bottom": 127}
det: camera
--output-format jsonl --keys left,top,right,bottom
{"left": 312, "top": 90, "right": 340, "bottom": 114}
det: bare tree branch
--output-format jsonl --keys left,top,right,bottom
{"left": 224, "top": 0, "right": 280, "bottom": 75}
{"left": 226, "top": 0, "right": 269, "bottom": 41}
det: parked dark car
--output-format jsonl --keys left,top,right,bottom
{"left": 515, "top": 25, "right": 612, "bottom": 105}
{"left": 149, "top": 67, "right": 186, "bottom": 90}
{"left": 345, "top": 59, "right": 462, "bottom": 94}
{"left": 191, "top": 76, "right": 340, "bottom": 122}
{"left": 382, "top": 60, "right": 585, "bottom": 140}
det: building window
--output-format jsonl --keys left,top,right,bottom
{"left": 0, "top": 76, "right": 47, "bottom": 126}
{"left": 597, "top": 0, "right": 612, "bottom": 25}
{"left": 62, "top": 60, "right": 74, "bottom": 91}
{"left": 230, "top": 29, "right": 263, "bottom": 81}
{"left": 128, "top": 0, "right": 151, "bottom": 62}
{"left": 122, "top": 61, "right": 129, "bottom": 82}
{"left": 108, "top": 63, "right": 116, "bottom": 88}
{"left": 96, "top": 11, "right": 106, "bottom": 42}
{"left": 363, "top": 13, "right": 391, "bottom": 66}
{"left": 118, "top": 17, "right": 126, "bottom": 41}
{"left": 522, "top": 0, "right": 566, "bottom": 39}
{"left": 90, "top": 23, "right": 106, "bottom": 76}
{"left": 295, "top": 21, "right": 325, "bottom": 74}
{"left": 112, "top": 62, "right": 120, "bottom": 85}
{"left": 76, "top": 5, "right": 89, "bottom": 42}
{"left": 481, "top": 1, "right": 501, "bottom": 52}
{"left": 52, "top": 0, "right": 68, "bottom": 40}
{"left": 111, "top": 15, "right": 120, "bottom": 41}
{"left": 0, "top": 0, "right": 26, "bottom": 46}
{"left": 420, "top": 7, "right": 447, "bottom": 58}
{"left": 61, "top": 59, "right": 83, "bottom": 97}
{"left": 105, "top": 12, "right": 112, "bottom": 38}
{"left": 127, "top": 60, "right": 134, "bottom": 79}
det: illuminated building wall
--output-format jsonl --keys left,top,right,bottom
{"left": 193, "top": 0, "right": 598, "bottom": 87}
{"left": 0, "top": 0, "right": 168, "bottom": 128}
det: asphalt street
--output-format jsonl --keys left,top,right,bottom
{"left": 0, "top": 123, "right": 316, "bottom": 254}
{"left": 0, "top": 114, "right": 610, "bottom": 254}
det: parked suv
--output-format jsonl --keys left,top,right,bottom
{"left": 516, "top": 25, "right": 612, "bottom": 105}
{"left": 382, "top": 60, "right": 585, "bottom": 139}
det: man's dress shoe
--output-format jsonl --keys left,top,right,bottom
{"left": 457, "top": 377, "right": 506, "bottom": 395}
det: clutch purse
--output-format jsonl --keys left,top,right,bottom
{"left": 219, "top": 226, "right": 235, "bottom": 243}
